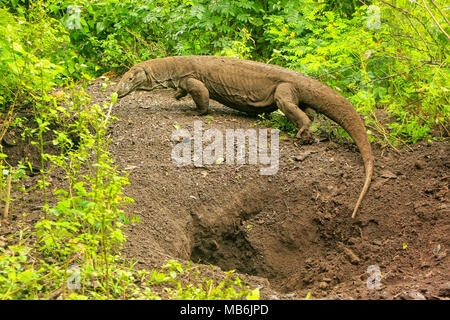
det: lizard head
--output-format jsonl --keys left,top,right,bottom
{"left": 116, "top": 67, "right": 148, "bottom": 98}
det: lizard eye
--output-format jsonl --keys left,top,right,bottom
{"left": 129, "top": 77, "right": 133, "bottom": 81}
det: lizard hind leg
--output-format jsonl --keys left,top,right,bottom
{"left": 302, "top": 106, "right": 316, "bottom": 122}
{"left": 274, "top": 83, "right": 314, "bottom": 144}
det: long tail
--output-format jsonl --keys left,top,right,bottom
{"left": 301, "top": 79, "right": 374, "bottom": 218}
{"left": 352, "top": 154, "right": 373, "bottom": 218}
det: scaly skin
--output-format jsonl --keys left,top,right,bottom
{"left": 116, "top": 56, "right": 374, "bottom": 218}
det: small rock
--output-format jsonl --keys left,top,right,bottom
{"left": 438, "top": 283, "right": 450, "bottom": 297}
{"left": 381, "top": 170, "right": 397, "bottom": 179}
{"left": 425, "top": 271, "right": 434, "bottom": 278}
{"left": 209, "top": 240, "right": 219, "bottom": 250}
{"left": 372, "top": 240, "right": 383, "bottom": 246}
{"left": 436, "top": 250, "right": 447, "bottom": 260}
{"left": 414, "top": 201, "right": 429, "bottom": 209}
{"left": 409, "top": 291, "right": 426, "bottom": 300}
{"left": 319, "top": 263, "right": 329, "bottom": 272}
{"left": 414, "top": 160, "right": 425, "bottom": 169}
{"left": 304, "top": 258, "right": 313, "bottom": 266}
{"left": 343, "top": 247, "right": 360, "bottom": 265}
{"left": 293, "top": 151, "right": 315, "bottom": 162}
{"left": 319, "top": 282, "right": 328, "bottom": 290}
{"left": 432, "top": 244, "right": 441, "bottom": 255}
{"left": 371, "top": 179, "right": 387, "bottom": 191}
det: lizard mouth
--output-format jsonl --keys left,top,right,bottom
{"left": 116, "top": 90, "right": 130, "bottom": 98}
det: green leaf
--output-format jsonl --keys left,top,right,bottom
{"left": 111, "top": 92, "right": 118, "bottom": 104}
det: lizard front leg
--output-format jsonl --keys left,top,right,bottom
{"left": 180, "top": 77, "right": 210, "bottom": 115}
{"left": 174, "top": 88, "right": 188, "bottom": 100}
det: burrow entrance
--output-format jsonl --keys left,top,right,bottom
{"left": 186, "top": 184, "right": 364, "bottom": 293}
{"left": 189, "top": 210, "right": 268, "bottom": 278}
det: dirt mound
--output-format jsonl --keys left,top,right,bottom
{"left": 102, "top": 80, "right": 449, "bottom": 300}
{"left": 3, "top": 79, "right": 449, "bottom": 299}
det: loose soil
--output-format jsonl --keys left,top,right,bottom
{"left": 2, "top": 78, "right": 449, "bottom": 299}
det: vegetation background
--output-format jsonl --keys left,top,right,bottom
{"left": 0, "top": 0, "right": 448, "bottom": 299}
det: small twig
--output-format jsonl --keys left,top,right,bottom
{"left": 0, "top": 91, "right": 19, "bottom": 143}
{"left": 404, "top": 12, "right": 435, "bottom": 57}
{"left": 391, "top": 33, "right": 439, "bottom": 46}
{"left": 315, "top": 61, "right": 363, "bottom": 79}
{"left": 430, "top": 0, "right": 449, "bottom": 25}
{"left": 315, "top": 56, "right": 387, "bottom": 79}
{"left": 0, "top": 111, "right": 16, "bottom": 143}
{"left": 422, "top": 0, "right": 450, "bottom": 40}
{"left": 2, "top": 174, "right": 12, "bottom": 223}
{"left": 125, "top": 28, "right": 158, "bottom": 51}
{"left": 377, "top": 53, "right": 443, "bottom": 66}
{"left": 47, "top": 287, "right": 64, "bottom": 300}
{"left": 283, "top": 199, "right": 290, "bottom": 215}
{"left": 385, "top": 24, "right": 435, "bottom": 53}
{"left": 366, "top": 62, "right": 426, "bottom": 83}
{"left": 4, "top": 251, "right": 84, "bottom": 299}
{"left": 377, "top": 0, "right": 406, "bottom": 13}
{"left": 377, "top": 0, "right": 439, "bottom": 42}
{"left": 367, "top": 111, "right": 401, "bottom": 152}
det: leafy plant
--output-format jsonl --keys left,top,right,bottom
{"left": 0, "top": 0, "right": 448, "bottom": 301}
{"left": 256, "top": 110, "right": 298, "bottom": 137}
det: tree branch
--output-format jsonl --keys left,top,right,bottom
{"left": 422, "top": 0, "right": 450, "bottom": 40}
{"left": 377, "top": 0, "right": 438, "bottom": 42}
{"left": 429, "top": 0, "right": 449, "bottom": 25}
{"left": 366, "top": 62, "right": 427, "bottom": 83}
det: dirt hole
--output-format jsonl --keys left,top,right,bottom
{"left": 186, "top": 183, "right": 337, "bottom": 293}
{"left": 189, "top": 211, "right": 267, "bottom": 278}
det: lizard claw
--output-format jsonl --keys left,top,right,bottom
{"left": 295, "top": 129, "right": 315, "bottom": 145}
{"left": 185, "top": 110, "right": 208, "bottom": 116}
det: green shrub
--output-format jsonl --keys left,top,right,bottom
{"left": 0, "top": 8, "right": 63, "bottom": 107}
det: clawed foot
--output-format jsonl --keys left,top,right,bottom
{"left": 185, "top": 109, "right": 208, "bottom": 116}
{"left": 295, "top": 129, "right": 316, "bottom": 145}
{"left": 174, "top": 89, "right": 187, "bottom": 100}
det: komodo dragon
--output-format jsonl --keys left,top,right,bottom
{"left": 116, "top": 55, "right": 374, "bottom": 218}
